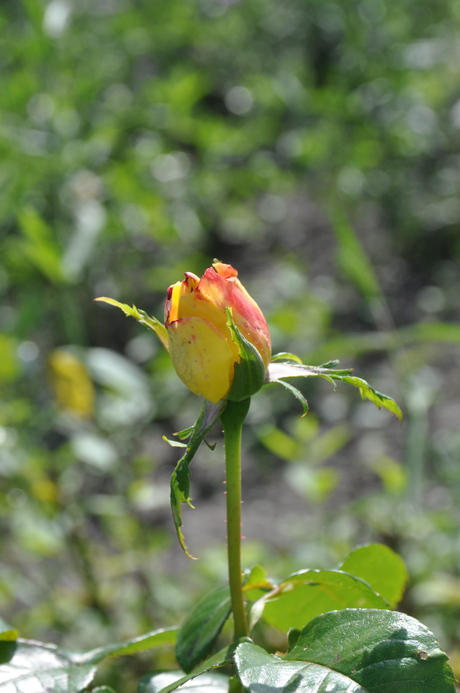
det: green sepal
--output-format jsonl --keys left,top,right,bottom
{"left": 170, "top": 399, "right": 226, "bottom": 559}
{"left": 225, "top": 308, "right": 266, "bottom": 402}
{"left": 162, "top": 436, "right": 188, "bottom": 449}
{"left": 163, "top": 425, "right": 199, "bottom": 448}
{"left": 271, "top": 379, "right": 309, "bottom": 417}
{"left": 95, "top": 297, "right": 169, "bottom": 350}
{"left": 173, "top": 426, "right": 195, "bottom": 440}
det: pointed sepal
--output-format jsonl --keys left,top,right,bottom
{"left": 95, "top": 297, "right": 169, "bottom": 351}
{"left": 225, "top": 308, "right": 267, "bottom": 402}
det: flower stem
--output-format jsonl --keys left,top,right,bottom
{"left": 220, "top": 398, "right": 251, "bottom": 641}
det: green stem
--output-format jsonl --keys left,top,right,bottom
{"left": 220, "top": 398, "right": 251, "bottom": 641}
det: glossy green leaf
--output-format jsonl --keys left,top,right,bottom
{"left": 0, "top": 627, "right": 178, "bottom": 693}
{"left": 339, "top": 544, "right": 408, "bottom": 608}
{"left": 79, "top": 627, "right": 178, "bottom": 664}
{"left": 170, "top": 400, "right": 226, "bottom": 558}
{"left": 254, "top": 570, "right": 389, "bottom": 631}
{"left": 176, "top": 585, "right": 231, "bottom": 673}
{"left": 0, "top": 639, "right": 96, "bottom": 693}
{"left": 235, "top": 642, "right": 366, "bottom": 693}
{"left": 92, "top": 688, "right": 119, "bottom": 693}
{"left": 284, "top": 609, "right": 456, "bottom": 692}
{"left": 237, "top": 610, "right": 456, "bottom": 693}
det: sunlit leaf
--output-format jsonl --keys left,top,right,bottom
{"left": 235, "top": 641, "right": 366, "bottom": 693}
{"left": 338, "top": 544, "right": 408, "bottom": 608}
{"left": 252, "top": 569, "right": 388, "bottom": 632}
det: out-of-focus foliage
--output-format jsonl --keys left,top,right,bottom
{"left": 1, "top": 0, "right": 460, "bottom": 687}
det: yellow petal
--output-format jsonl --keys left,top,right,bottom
{"left": 167, "top": 317, "right": 235, "bottom": 403}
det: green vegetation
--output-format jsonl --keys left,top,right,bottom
{"left": 1, "top": 0, "right": 460, "bottom": 690}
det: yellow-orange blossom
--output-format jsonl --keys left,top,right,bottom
{"left": 165, "top": 261, "right": 271, "bottom": 403}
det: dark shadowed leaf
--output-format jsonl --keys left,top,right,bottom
{"left": 176, "top": 586, "right": 231, "bottom": 673}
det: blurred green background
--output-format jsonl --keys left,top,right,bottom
{"left": 2, "top": 0, "right": 460, "bottom": 687}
